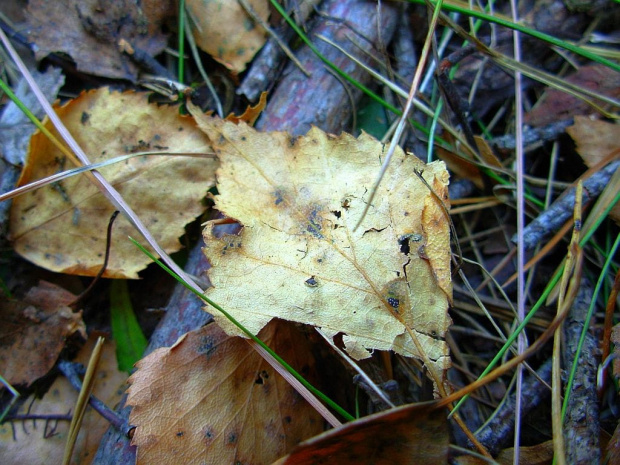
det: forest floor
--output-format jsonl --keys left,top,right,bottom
{"left": 0, "top": 1, "right": 619, "bottom": 464}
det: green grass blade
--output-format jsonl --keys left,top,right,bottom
{"left": 110, "top": 279, "right": 148, "bottom": 373}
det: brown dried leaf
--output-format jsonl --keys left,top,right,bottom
{"left": 226, "top": 91, "right": 268, "bottom": 125}
{"left": 10, "top": 88, "right": 216, "bottom": 278}
{"left": 186, "top": 0, "right": 269, "bottom": 73}
{"left": 25, "top": 0, "right": 174, "bottom": 80}
{"left": 525, "top": 65, "right": 620, "bottom": 127}
{"left": 0, "top": 281, "right": 86, "bottom": 386}
{"left": 435, "top": 134, "right": 501, "bottom": 189}
{"left": 126, "top": 321, "right": 323, "bottom": 465}
{"left": 273, "top": 402, "right": 448, "bottom": 465}
{"left": 567, "top": 116, "right": 620, "bottom": 225}
{"left": 0, "top": 335, "right": 126, "bottom": 463}
{"left": 567, "top": 116, "right": 620, "bottom": 168}
{"left": 190, "top": 109, "right": 452, "bottom": 384}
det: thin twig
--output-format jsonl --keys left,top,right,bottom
{"left": 57, "top": 360, "right": 132, "bottom": 436}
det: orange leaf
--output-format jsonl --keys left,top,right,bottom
{"left": 273, "top": 402, "right": 448, "bottom": 465}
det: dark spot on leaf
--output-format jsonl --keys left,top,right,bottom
{"left": 387, "top": 297, "right": 399, "bottom": 309}
{"left": 332, "top": 210, "right": 341, "bottom": 218}
{"left": 307, "top": 208, "right": 323, "bottom": 238}
{"left": 198, "top": 336, "right": 216, "bottom": 357}
{"left": 81, "top": 112, "right": 90, "bottom": 124}
{"left": 273, "top": 190, "right": 284, "bottom": 206}
{"left": 243, "top": 17, "right": 255, "bottom": 31}
{"left": 228, "top": 432, "right": 237, "bottom": 444}
{"left": 255, "top": 370, "right": 269, "bottom": 385}
{"left": 305, "top": 276, "right": 318, "bottom": 287}
{"left": 176, "top": 431, "right": 184, "bottom": 437}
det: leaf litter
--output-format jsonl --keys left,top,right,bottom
{"left": 0, "top": 334, "right": 126, "bottom": 464}
{"left": 189, "top": 106, "right": 453, "bottom": 387}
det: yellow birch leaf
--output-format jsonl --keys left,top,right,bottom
{"left": 9, "top": 88, "right": 216, "bottom": 278}
{"left": 186, "top": 0, "right": 269, "bottom": 73}
{"left": 190, "top": 108, "right": 452, "bottom": 385}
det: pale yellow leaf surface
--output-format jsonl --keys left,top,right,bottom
{"left": 126, "top": 321, "right": 324, "bottom": 465}
{"left": 186, "top": 0, "right": 269, "bottom": 73}
{"left": 191, "top": 110, "right": 452, "bottom": 384}
{"left": 9, "top": 88, "right": 216, "bottom": 278}
{"left": 0, "top": 335, "right": 126, "bottom": 465}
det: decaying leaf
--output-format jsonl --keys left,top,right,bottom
{"left": 567, "top": 116, "right": 620, "bottom": 168}
{"left": 10, "top": 88, "right": 216, "bottom": 278}
{"left": 273, "top": 402, "right": 448, "bottom": 465}
{"left": 186, "top": 0, "right": 269, "bottom": 73}
{"left": 524, "top": 64, "right": 620, "bottom": 127}
{"left": 0, "top": 335, "right": 126, "bottom": 463}
{"left": 436, "top": 133, "right": 503, "bottom": 189}
{"left": 190, "top": 108, "right": 452, "bottom": 385}
{"left": 25, "top": 0, "right": 174, "bottom": 80}
{"left": 0, "top": 281, "right": 86, "bottom": 386}
{"left": 127, "top": 321, "right": 324, "bottom": 465}
{"left": 567, "top": 116, "right": 620, "bottom": 225}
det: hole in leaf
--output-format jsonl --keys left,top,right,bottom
{"left": 398, "top": 237, "right": 410, "bottom": 255}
